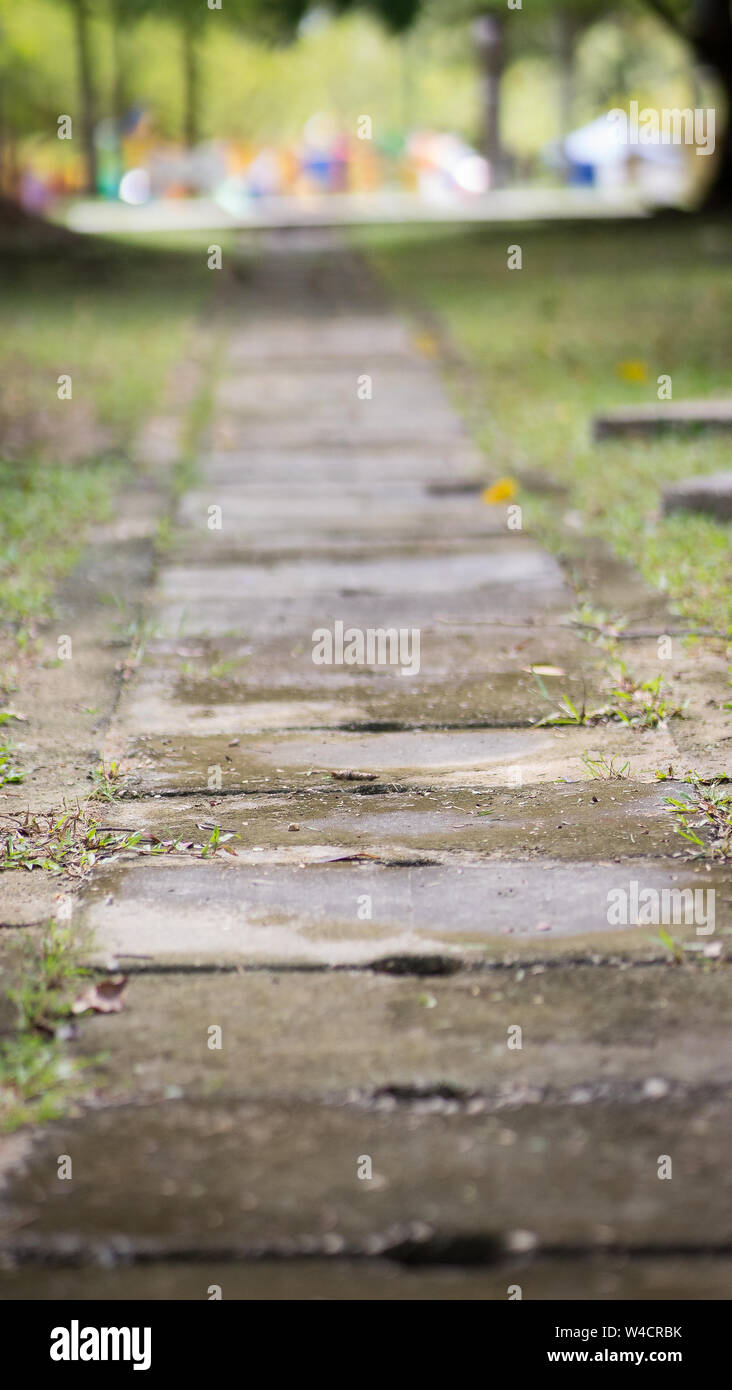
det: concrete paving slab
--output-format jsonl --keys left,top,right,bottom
{"left": 216, "top": 364, "right": 444, "bottom": 409}
{"left": 226, "top": 319, "right": 415, "bottom": 361}
{"left": 197, "top": 445, "right": 484, "bottom": 488}
{"left": 146, "top": 548, "right": 569, "bottom": 640}
{"left": 113, "top": 667, "right": 602, "bottom": 735}
{"left": 176, "top": 485, "right": 513, "bottom": 545}
{"left": 78, "top": 857, "right": 730, "bottom": 967}
{"left": 115, "top": 723, "right": 681, "bottom": 793}
{"left": 109, "top": 782, "right": 686, "bottom": 863}
{"left": 662, "top": 471, "right": 732, "bottom": 521}
{"left": 3, "top": 1095, "right": 731, "bottom": 1255}
{"left": 0, "top": 1256, "right": 726, "bottom": 1300}
{"left": 209, "top": 418, "right": 472, "bottom": 449}
{"left": 594, "top": 399, "right": 732, "bottom": 440}
{"left": 160, "top": 551, "right": 557, "bottom": 602}
{"left": 69, "top": 966, "right": 732, "bottom": 1102}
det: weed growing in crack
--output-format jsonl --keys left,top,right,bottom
{"left": 0, "top": 922, "right": 97, "bottom": 1132}
{"left": 1, "top": 805, "right": 240, "bottom": 877}
{"left": 581, "top": 751, "right": 630, "bottom": 779}
{"left": 89, "top": 759, "right": 123, "bottom": 802}
{"left": 536, "top": 661, "right": 685, "bottom": 730}
{"left": 662, "top": 773, "right": 732, "bottom": 860}
{"left": 0, "top": 740, "right": 24, "bottom": 787}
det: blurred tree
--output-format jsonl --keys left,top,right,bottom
{"left": 148, "top": 1, "right": 310, "bottom": 150}
{"left": 67, "top": 0, "right": 98, "bottom": 192}
{"left": 334, "top": 0, "right": 421, "bottom": 28}
{"left": 640, "top": 0, "right": 732, "bottom": 207}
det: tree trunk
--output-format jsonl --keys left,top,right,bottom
{"left": 689, "top": 0, "right": 732, "bottom": 209}
{"left": 70, "top": 0, "right": 98, "bottom": 194}
{"left": 697, "top": 64, "right": 732, "bottom": 209}
{"left": 649, "top": 0, "right": 732, "bottom": 210}
{"left": 473, "top": 12, "right": 506, "bottom": 187}
{"left": 182, "top": 22, "right": 199, "bottom": 151}
{"left": 556, "top": 10, "right": 580, "bottom": 158}
{"left": 110, "top": 0, "right": 126, "bottom": 134}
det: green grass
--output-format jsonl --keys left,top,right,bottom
{"left": 0, "top": 238, "right": 213, "bottom": 637}
{"left": 0, "top": 922, "right": 95, "bottom": 1132}
{"left": 356, "top": 219, "right": 732, "bottom": 637}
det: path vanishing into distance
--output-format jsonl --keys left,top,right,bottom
{"left": 1, "top": 232, "right": 731, "bottom": 1299}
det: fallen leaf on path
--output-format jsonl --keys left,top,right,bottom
{"left": 413, "top": 330, "right": 439, "bottom": 358}
{"left": 616, "top": 359, "right": 648, "bottom": 383}
{"left": 481, "top": 477, "right": 516, "bottom": 504}
{"left": 72, "top": 976, "right": 128, "bottom": 1015}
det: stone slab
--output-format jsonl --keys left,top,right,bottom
{"left": 113, "top": 668, "right": 603, "bottom": 736}
{"left": 210, "top": 417, "right": 466, "bottom": 449}
{"left": 108, "top": 782, "right": 685, "bottom": 863}
{"left": 662, "top": 471, "right": 732, "bottom": 521}
{"left": 78, "top": 857, "right": 730, "bottom": 967}
{"left": 3, "top": 1096, "right": 731, "bottom": 1255}
{"left": 225, "top": 319, "right": 416, "bottom": 361}
{"left": 594, "top": 400, "right": 732, "bottom": 440}
{"left": 1, "top": 1257, "right": 728, "bottom": 1300}
{"left": 146, "top": 548, "right": 569, "bottom": 641}
{"left": 176, "top": 486, "right": 514, "bottom": 548}
{"left": 69, "top": 966, "right": 732, "bottom": 1102}
{"left": 115, "top": 723, "right": 681, "bottom": 794}
{"left": 198, "top": 446, "right": 483, "bottom": 488}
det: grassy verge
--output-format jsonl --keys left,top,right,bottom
{"left": 0, "top": 236, "right": 215, "bottom": 640}
{"left": 0, "top": 921, "right": 96, "bottom": 1132}
{"left": 356, "top": 218, "right": 732, "bottom": 637}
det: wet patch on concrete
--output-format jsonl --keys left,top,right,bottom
{"left": 111, "top": 781, "right": 688, "bottom": 862}
{"left": 116, "top": 667, "right": 601, "bottom": 735}
{"left": 78, "top": 857, "right": 730, "bottom": 967}
{"left": 115, "top": 723, "right": 680, "bottom": 794}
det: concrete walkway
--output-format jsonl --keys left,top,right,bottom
{"left": 1, "top": 235, "right": 730, "bottom": 1300}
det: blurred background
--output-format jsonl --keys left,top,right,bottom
{"left": 0, "top": 0, "right": 728, "bottom": 229}
{"left": 0, "top": 1, "right": 730, "bottom": 654}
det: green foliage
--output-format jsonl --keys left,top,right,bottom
{"left": 0, "top": 921, "right": 96, "bottom": 1132}
{"left": 357, "top": 219, "right": 732, "bottom": 638}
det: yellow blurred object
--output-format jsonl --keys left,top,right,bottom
{"left": 413, "top": 331, "right": 439, "bottom": 358}
{"left": 616, "top": 359, "right": 649, "bottom": 383}
{"left": 481, "top": 477, "right": 517, "bottom": 504}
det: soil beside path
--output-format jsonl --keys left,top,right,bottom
{"left": 1, "top": 232, "right": 730, "bottom": 1300}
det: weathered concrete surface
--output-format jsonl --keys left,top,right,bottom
{"left": 79, "top": 857, "right": 729, "bottom": 967}
{"left": 116, "top": 723, "right": 680, "bottom": 795}
{"left": 3, "top": 1096, "right": 731, "bottom": 1256}
{"left": 594, "top": 399, "right": 732, "bottom": 440}
{"left": 2, "top": 235, "right": 729, "bottom": 1300}
{"left": 0, "top": 1258, "right": 727, "bottom": 1301}
{"left": 662, "top": 470, "right": 732, "bottom": 521}
{"left": 112, "top": 782, "right": 687, "bottom": 862}
{"left": 71, "top": 966, "right": 732, "bottom": 1102}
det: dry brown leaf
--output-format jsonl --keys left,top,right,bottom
{"left": 72, "top": 975, "right": 128, "bottom": 1015}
